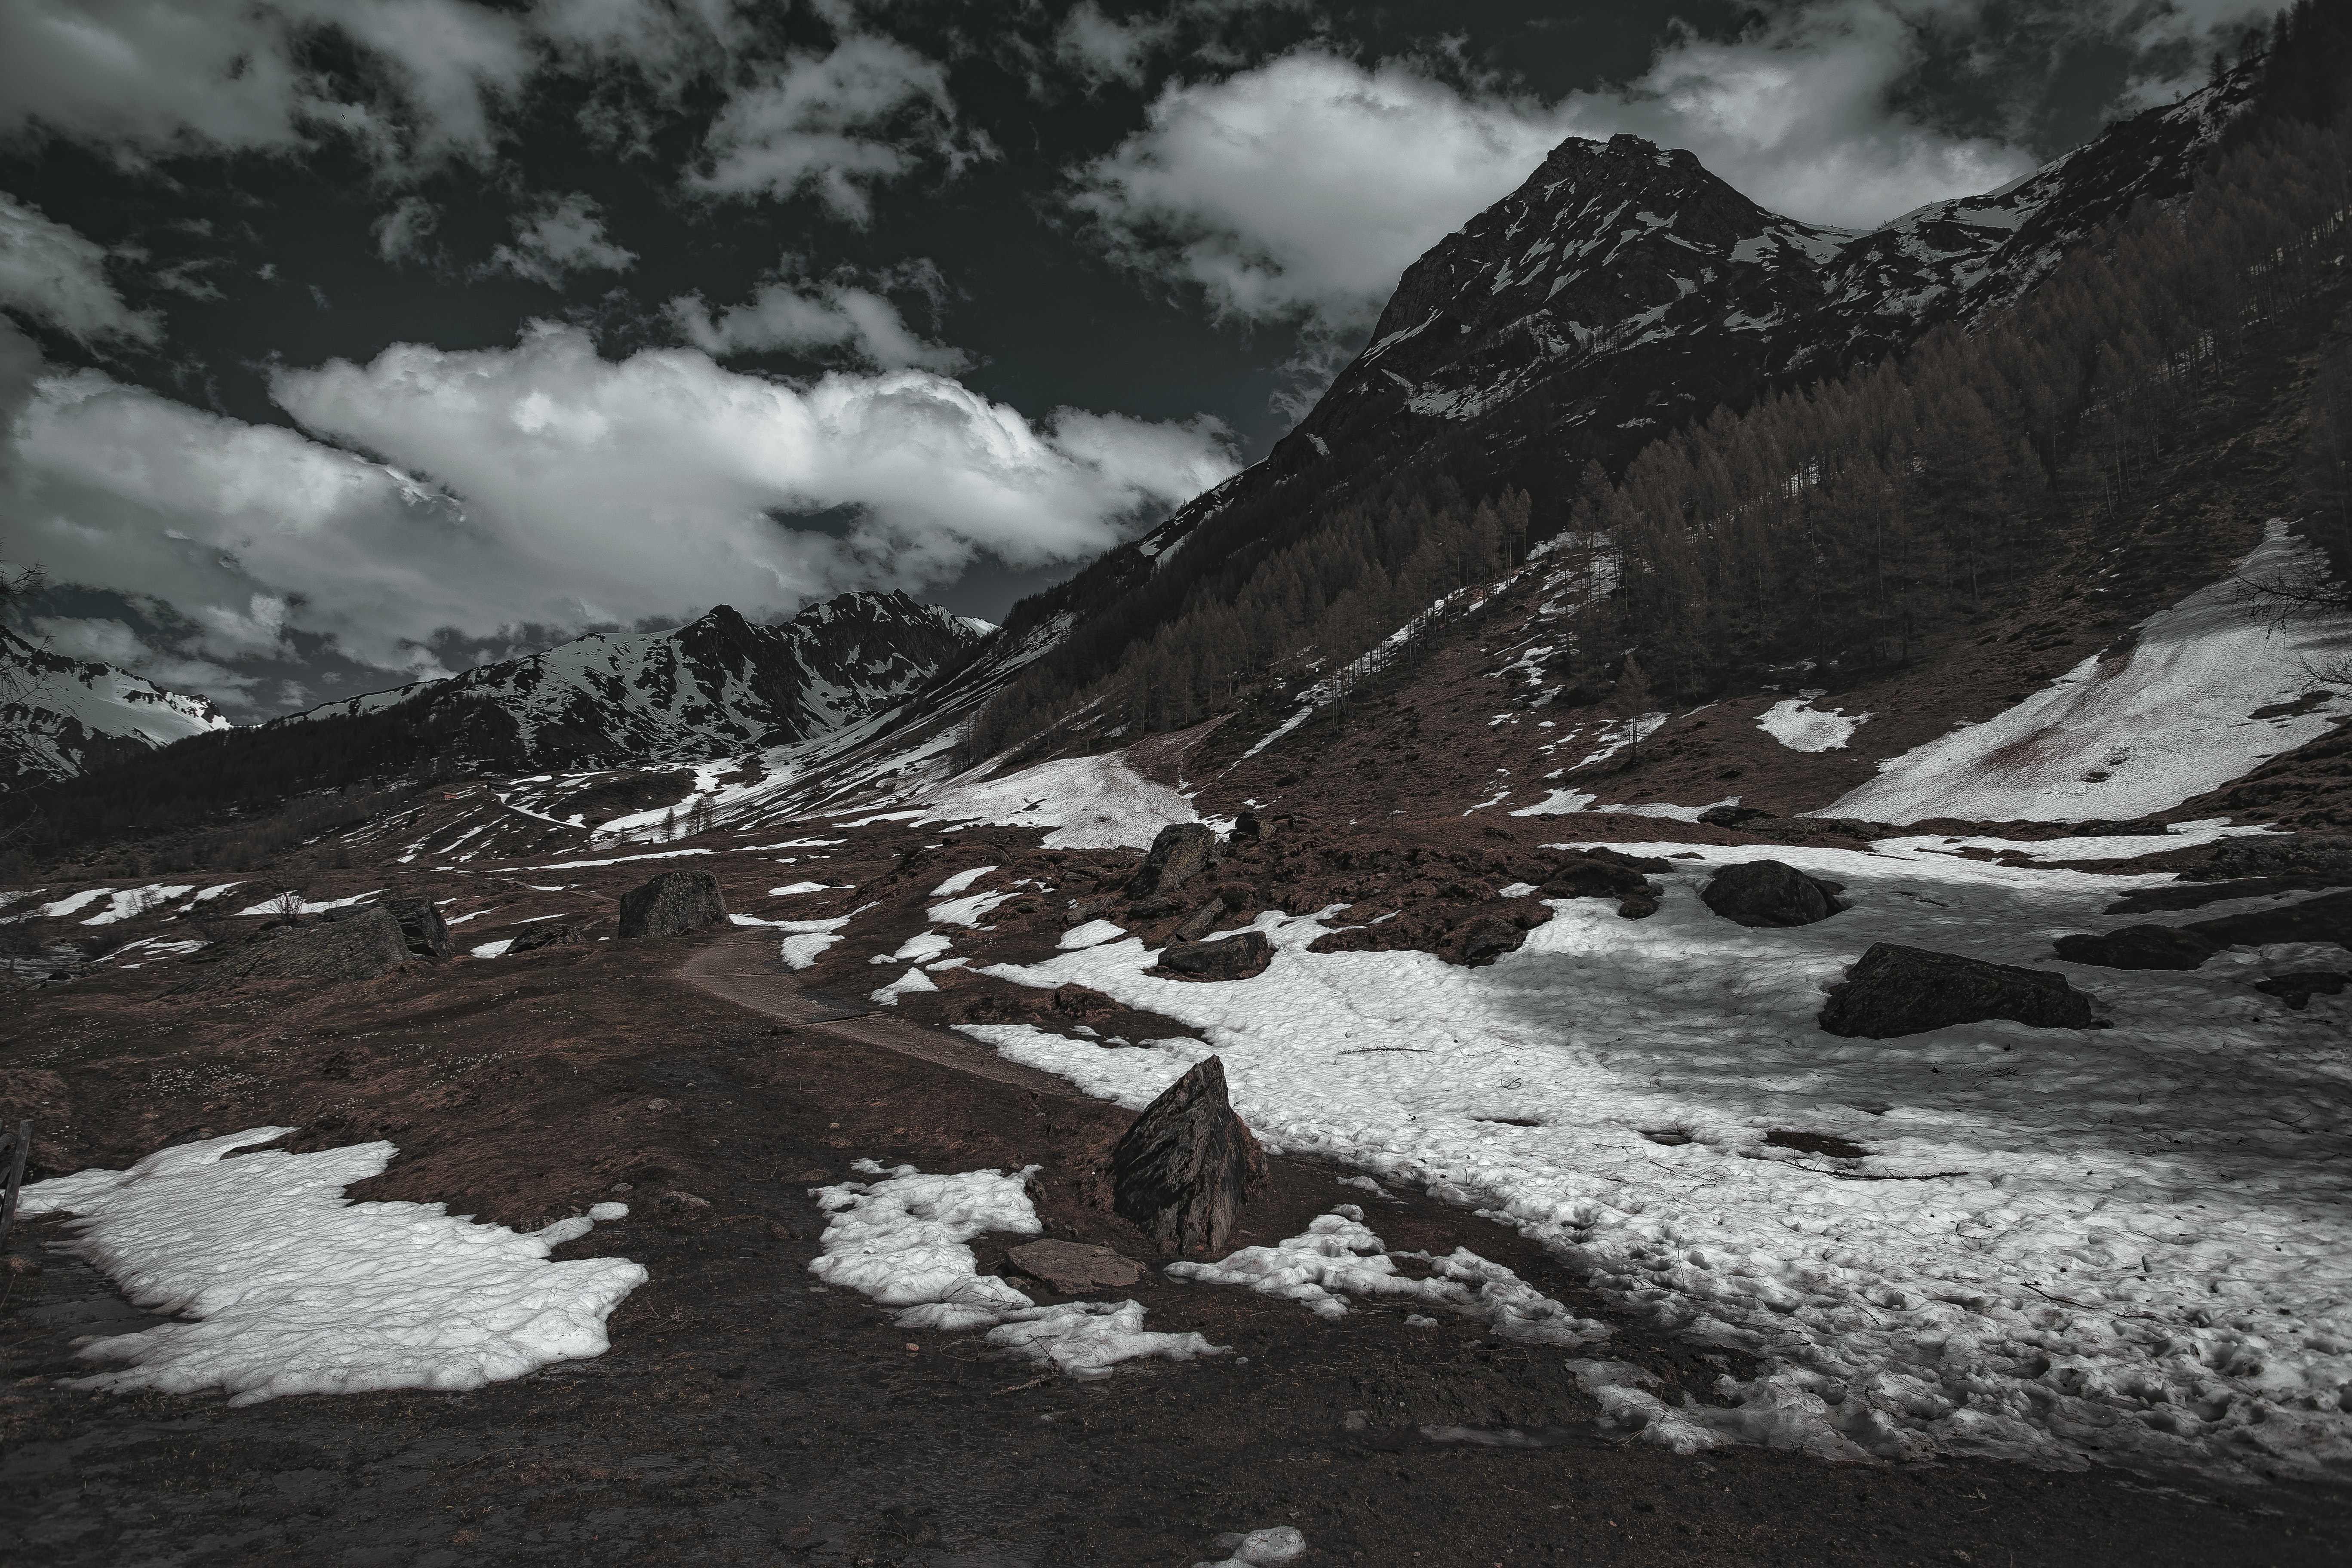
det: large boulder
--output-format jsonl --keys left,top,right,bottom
{"left": 1157, "top": 930, "right": 1272, "bottom": 981}
{"left": 1125, "top": 823, "right": 1219, "bottom": 899}
{"left": 617, "top": 869, "right": 727, "bottom": 939}
{"left": 182, "top": 907, "right": 412, "bottom": 991}
{"left": 1539, "top": 858, "right": 1654, "bottom": 901}
{"left": 383, "top": 896, "right": 454, "bottom": 960}
{"left": 2184, "top": 889, "right": 2352, "bottom": 951}
{"left": 1109, "top": 1055, "right": 1267, "bottom": 1255}
{"left": 1701, "top": 861, "right": 1844, "bottom": 927}
{"left": 1820, "top": 943, "right": 2097, "bottom": 1038}
{"left": 2052, "top": 924, "right": 2221, "bottom": 969}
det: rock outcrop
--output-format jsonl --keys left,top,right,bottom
{"left": 1005, "top": 1239, "right": 1146, "bottom": 1293}
{"left": 1701, "top": 861, "right": 1846, "bottom": 928}
{"left": 617, "top": 870, "right": 728, "bottom": 939}
{"left": 1126, "top": 823, "right": 1219, "bottom": 899}
{"left": 1157, "top": 931, "right": 1273, "bottom": 981}
{"left": 2052, "top": 924, "right": 2222, "bottom": 969}
{"left": 181, "top": 908, "right": 413, "bottom": 991}
{"left": 384, "top": 897, "right": 454, "bottom": 960}
{"left": 1108, "top": 1056, "right": 1267, "bottom": 1256}
{"left": 1820, "top": 943, "right": 2097, "bottom": 1038}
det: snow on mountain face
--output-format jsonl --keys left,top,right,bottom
{"left": 0, "top": 628, "right": 231, "bottom": 786}
{"left": 280, "top": 591, "right": 988, "bottom": 768}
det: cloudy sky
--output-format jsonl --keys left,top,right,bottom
{"left": 0, "top": 0, "right": 2270, "bottom": 718}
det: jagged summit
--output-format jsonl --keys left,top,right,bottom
{"left": 0, "top": 627, "right": 231, "bottom": 787}
{"left": 278, "top": 588, "right": 988, "bottom": 767}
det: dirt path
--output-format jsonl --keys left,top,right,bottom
{"left": 679, "top": 927, "right": 1079, "bottom": 1098}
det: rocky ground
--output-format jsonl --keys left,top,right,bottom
{"left": 3, "top": 816, "right": 2350, "bottom": 1566}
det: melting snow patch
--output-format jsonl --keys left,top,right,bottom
{"left": 17, "top": 1129, "right": 646, "bottom": 1405}
{"left": 930, "top": 889, "right": 1018, "bottom": 928}
{"left": 1756, "top": 693, "right": 1869, "bottom": 752}
{"left": 1059, "top": 919, "right": 1128, "bottom": 949}
{"left": 1168, "top": 1206, "right": 1605, "bottom": 1344}
{"left": 899, "top": 753, "right": 1197, "bottom": 849}
{"left": 870, "top": 968, "right": 940, "bottom": 1005}
{"left": 809, "top": 1162, "right": 1225, "bottom": 1377}
{"left": 929, "top": 865, "right": 998, "bottom": 897}
{"left": 952, "top": 857, "right": 2352, "bottom": 1481}
{"left": 1829, "top": 521, "right": 2352, "bottom": 823}
{"left": 768, "top": 881, "right": 836, "bottom": 895}
{"left": 235, "top": 889, "right": 384, "bottom": 918}
{"left": 469, "top": 939, "right": 515, "bottom": 959}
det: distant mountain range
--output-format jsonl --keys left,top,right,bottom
{"left": 0, "top": 627, "right": 230, "bottom": 787}
{"left": 1, "top": 592, "right": 991, "bottom": 784}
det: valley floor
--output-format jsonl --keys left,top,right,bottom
{"left": 3, "top": 876, "right": 2349, "bottom": 1566}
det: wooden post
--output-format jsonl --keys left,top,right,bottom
{"left": 0, "top": 1120, "right": 28, "bottom": 1254}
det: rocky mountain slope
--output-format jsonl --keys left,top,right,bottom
{"left": 279, "top": 591, "right": 991, "bottom": 769}
{"left": 0, "top": 627, "right": 230, "bottom": 787}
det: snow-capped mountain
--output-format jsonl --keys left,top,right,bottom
{"left": 278, "top": 591, "right": 991, "bottom": 768}
{"left": 0, "top": 627, "right": 232, "bottom": 786}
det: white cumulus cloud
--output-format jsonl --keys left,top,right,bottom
{"left": 4, "top": 325, "right": 1236, "bottom": 682}
{"left": 666, "top": 269, "right": 967, "bottom": 372}
{"left": 487, "top": 192, "right": 637, "bottom": 285}
{"left": 0, "top": 194, "right": 161, "bottom": 344}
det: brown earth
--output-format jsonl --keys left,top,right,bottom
{"left": 6, "top": 896, "right": 2349, "bottom": 1567}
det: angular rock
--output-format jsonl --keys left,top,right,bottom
{"left": 1454, "top": 916, "right": 1527, "bottom": 965}
{"left": 2183, "top": 889, "right": 2352, "bottom": 952}
{"left": 1698, "top": 805, "right": 1774, "bottom": 829}
{"left": 1006, "top": 1239, "right": 1146, "bottom": 1293}
{"left": 2253, "top": 971, "right": 2349, "bottom": 1010}
{"left": 1820, "top": 943, "right": 2097, "bottom": 1039}
{"left": 617, "top": 869, "right": 727, "bottom": 939}
{"left": 1157, "top": 930, "right": 1273, "bottom": 981}
{"left": 383, "top": 896, "right": 453, "bottom": 959}
{"left": 1050, "top": 983, "right": 1119, "bottom": 1020}
{"left": 1172, "top": 901, "right": 1224, "bottom": 942}
{"left": 1125, "top": 822, "right": 1219, "bottom": 899}
{"left": 182, "top": 907, "right": 412, "bottom": 991}
{"left": 1538, "top": 858, "right": 1654, "bottom": 901}
{"left": 509, "top": 922, "right": 599, "bottom": 955}
{"left": 1227, "top": 810, "right": 1277, "bottom": 844}
{"left": 2051, "top": 924, "right": 2221, "bottom": 970}
{"left": 1700, "top": 861, "right": 1844, "bottom": 928}
{"left": 1109, "top": 1055, "right": 1267, "bottom": 1255}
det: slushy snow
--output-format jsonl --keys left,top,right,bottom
{"left": 1829, "top": 521, "right": 2352, "bottom": 823}
{"left": 957, "top": 845, "right": 2352, "bottom": 1479}
{"left": 18, "top": 1128, "right": 646, "bottom": 1405}
{"left": 809, "top": 1161, "right": 1227, "bottom": 1377}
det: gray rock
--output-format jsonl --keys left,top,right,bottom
{"left": 1538, "top": 857, "right": 1655, "bottom": 901}
{"left": 1700, "top": 861, "right": 1844, "bottom": 927}
{"left": 1110, "top": 1055, "right": 1267, "bottom": 1255}
{"left": 2187, "top": 834, "right": 2352, "bottom": 884}
{"left": 1158, "top": 930, "right": 1272, "bottom": 981}
{"left": 509, "top": 922, "right": 599, "bottom": 954}
{"left": 1125, "top": 823, "right": 1219, "bottom": 898}
{"left": 182, "top": 907, "right": 412, "bottom": 991}
{"left": 384, "top": 896, "right": 453, "bottom": 959}
{"left": 1820, "top": 943, "right": 2097, "bottom": 1039}
{"left": 2052, "top": 924, "right": 2221, "bottom": 969}
{"left": 617, "top": 869, "right": 727, "bottom": 939}
{"left": 1006, "top": 1239, "right": 1146, "bottom": 1293}
{"left": 2185, "top": 889, "right": 2352, "bottom": 951}
{"left": 1227, "top": 811, "right": 1277, "bottom": 844}
{"left": 1454, "top": 916, "right": 1527, "bottom": 966}
{"left": 1172, "top": 901, "right": 1224, "bottom": 941}
{"left": 2254, "top": 971, "right": 2349, "bottom": 1010}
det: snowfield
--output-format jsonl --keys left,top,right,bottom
{"left": 873, "top": 752, "right": 1197, "bottom": 849}
{"left": 955, "top": 841, "right": 2352, "bottom": 1480}
{"left": 18, "top": 1129, "right": 646, "bottom": 1405}
{"left": 1829, "top": 522, "right": 2352, "bottom": 823}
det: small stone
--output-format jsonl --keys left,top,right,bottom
{"left": 658, "top": 1190, "right": 710, "bottom": 1211}
{"left": 1005, "top": 1238, "right": 1147, "bottom": 1293}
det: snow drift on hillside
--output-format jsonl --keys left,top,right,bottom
{"left": 869, "top": 752, "right": 1198, "bottom": 849}
{"left": 959, "top": 845, "right": 2352, "bottom": 1480}
{"left": 19, "top": 1128, "right": 646, "bottom": 1404}
{"left": 1829, "top": 523, "right": 2352, "bottom": 824}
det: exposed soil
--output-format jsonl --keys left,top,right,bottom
{"left": 6, "top": 911, "right": 2349, "bottom": 1567}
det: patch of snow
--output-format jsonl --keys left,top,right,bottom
{"left": 768, "top": 881, "right": 836, "bottom": 895}
{"left": 16, "top": 1128, "right": 645, "bottom": 1405}
{"left": 955, "top": 848, "right": 2352, "bottom": 1481}
{"left": 1510, "top": 793, "right": 1734, "bottom": 822}
{"left": 234, "top": 889, "right": 384, "bottom": 918}
{"left": 1829, "top": 523, "right": 2352, "bottom": 824}
{"left": 809, "top": 1161, "right": 1224, "bottom": 1377}
{"left": 930, "top": 889, "right": 1018, "bottom": 928}
{"left": 901, "top": 752, "right": 1197, "bottom": 849}
{"left": 1059, "top": 919, "right": 1128, "bottom": 949}
{"left": 929, "top": 865, "right": 998, "bottom": 898}
{"left": 470, "top": 939, "right": 515, "bottom": 958}
{"left": 870, "top": 968, "right": 940, "bottom": 1005}
{"left": 1756, "top": 693, "right": 1870, "bottom": 752}
{"left": 774, "top": 915, "right": 852, "bottom": 969}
